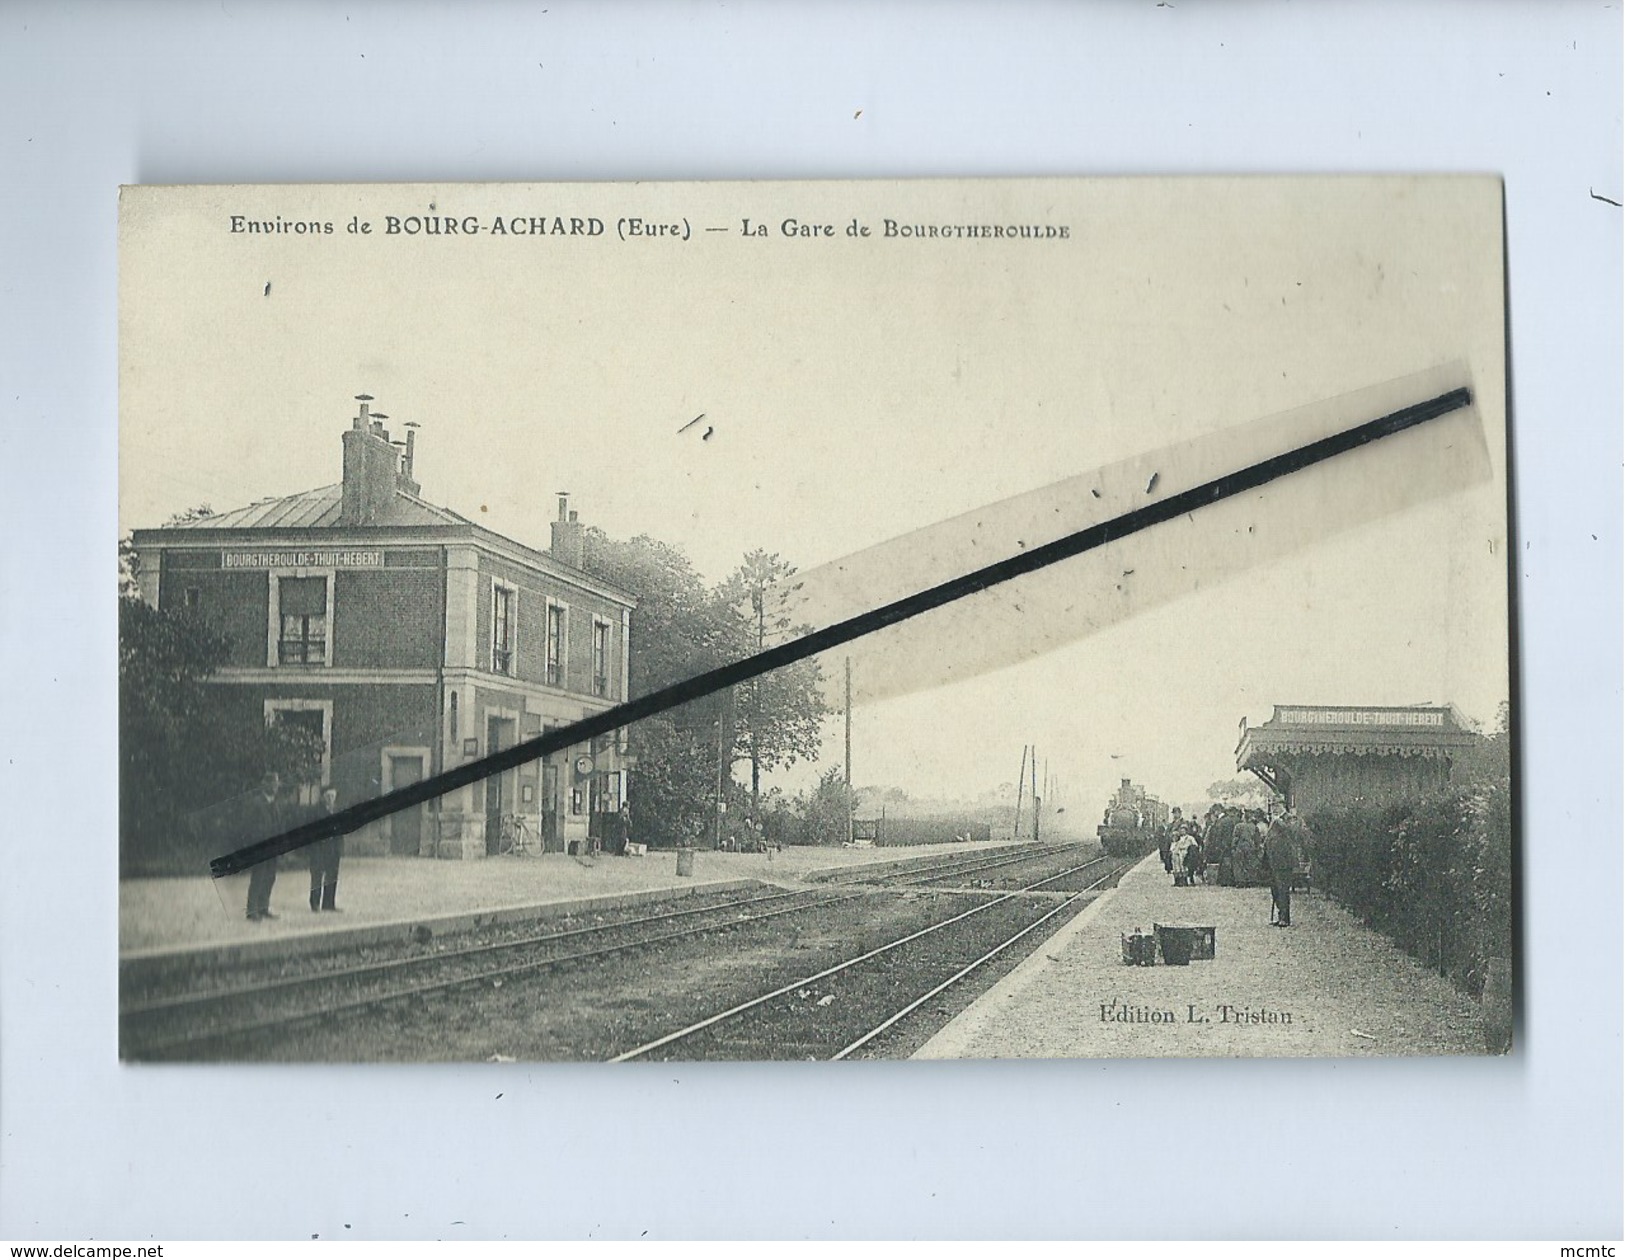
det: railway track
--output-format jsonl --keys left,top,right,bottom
{"left": 120, "top": 883, "right": 864, "bottom": 1059}
{"left": 894, "top": 843, "right": 1097, "bottom": 887}
{"left": 817, "top": 842, "right": 1089, "bottom": 888}
{"left": 123, "top": 844, "right": 1126, "bottom": 1061}
{"left": 609, "top": 855, "right": 1130, "bottom": 1062}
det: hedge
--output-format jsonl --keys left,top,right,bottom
{"left": 873, "top": 817, "right": 994, "bottom": 848}
{"left": 1306, "top": 775, "right": 1512, "bottom": 997}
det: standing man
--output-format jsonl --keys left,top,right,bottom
{"left": 242, "top": 771, "right": 284, "bottom": 922}
{"left": 1232, "top": 811, "right": 1262, "bottom": 885}
{"left": 307, "top": 784, "right": 343, "bottom": 912}
{"left": 1204, "top": 807, "right": 1236, "bottom": 887}
{"left": 1263, "top": 808, "right": 1303, "bottom": 927}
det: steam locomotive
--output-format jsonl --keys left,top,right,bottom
{"left": 1096, "top": 778, "right": 1171, "bottom": 857}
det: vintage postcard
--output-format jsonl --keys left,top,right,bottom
{"left": 118, "top": 177, "right": 1511, "bottom": 1062}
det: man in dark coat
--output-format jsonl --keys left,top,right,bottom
{"left": 1204, "top": 808, "right": 1237, "bottom": 886}
{"left": 1232, "top": 811, "right": 1265, "bottom": 885}
{"left": 307, "top": 784, "right": 343, "bottom": 912}
{"left": 1156, "top": 819, "right": 1174, "bottom": 873}
{"left": 1263, "top": 809, "right": 1304, "bottom": 927}
{"left": 242, "top": 771, "right": 285, "bottom": 921}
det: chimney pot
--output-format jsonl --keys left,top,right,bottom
{"left": 551, "top": 497, "right": 586, "bottom": 567}
{"left": 341, "top": 397, "right": 405, "bottom": 525}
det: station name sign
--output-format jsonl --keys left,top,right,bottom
{"left": 1277, "top": 708, "right": 1444, "bottom": 728}
{"left": 222, "top": 549, "right": 385, "bottom": 569}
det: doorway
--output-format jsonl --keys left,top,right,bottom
{"left": 386, "top": 753, "right": 426, "bottom": 855}
{"left": 484, "top": 715, "right": 517, "bottom": 855}
{"left": 540, "top": 759, "right": 561, "bottom": 852}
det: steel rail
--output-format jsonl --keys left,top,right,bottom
{"left": 818, "top": 844, "right": 1088, "bottom": 890}
{"left": 814, "top": 844, "right": 1048, "bottom": 885}
{"left": 830, "top": 860, "right": 1129, "bottom": 1060}
{"left": 896, "top": 846, "right": 1103, "bottom": 889}
{"left": 120, "top": 885, "right": 816, "bottom": 1020}
{"left": 125, "top": 846, "right": 1075, "bottom": 1053}
{"left": 607, "top": 854, "right": 1114, "bottom": 1062}
{"left": 890, "top": 843, "right": 1093, "bottom": 887}
{"left": 122, "top": 886, "right": 874, "bottom": 1058}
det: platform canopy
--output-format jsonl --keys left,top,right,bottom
{"left": 1235, "top": 704, "right": 1480, "bottom": 809}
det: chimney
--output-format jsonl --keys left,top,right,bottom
{"left": 550, "top": 492, "right": 586, "bottom": 568}
{"left": 395, "top": 422, "right": 422, "bottom": 496}
{"left": 340, "top": 394, "right": 403, "bottom": 525}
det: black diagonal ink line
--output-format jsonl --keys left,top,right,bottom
{"left": 211, "top": 386, "right": 1471, "bottom": 878}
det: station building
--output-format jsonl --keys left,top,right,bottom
{"left": 1235, "top": 704, "right": 1481, "bottom": 815}
{"left": 129, "top": 397, "right": 636, "bottom": 858}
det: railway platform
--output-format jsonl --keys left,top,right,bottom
{"left": 118, "top": 839, "right": 1014, "bottom": 964}
{"left": 914, "top": 852, "right": 1491, "bottom": 1058}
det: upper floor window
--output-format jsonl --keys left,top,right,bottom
{"left": 546, "top": 603, "right": 566, "bottom": 686}
{"left": 592, "top": 619, "right": 610, "bottom": 697}
{"left": 278, "top": 576, "right": 328, "bottom": 665}
{"left": 491, "top": 583, "right": 515, "bottom": 676}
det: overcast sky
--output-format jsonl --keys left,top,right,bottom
{"left": 121, "top": 177, "right": 1509, "bottom": 820}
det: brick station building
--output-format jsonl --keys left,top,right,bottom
{"left": 129, "top": 397, "right": 636, "bottom": 858}
{"left": 1235, "top": 704, "right": 1481, "bottom": 815}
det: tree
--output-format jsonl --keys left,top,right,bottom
{"left": 1205, "top": 775, "right": 1274, "bottom": 811}
{"left": 791, "top": 765, "right": 859, "bottom": 847}
{"left": 579, "top": 529, "right": 740, "bottom": 848}
{"left": 718, "top": 550, "right": 827, "bottom": 823}
{"left": 119, "top": 504, "right": 215, "bottom": 597}
{"left": 120, "top": 593, "right": 314, "bottom": 873}
{"left": 577, "top": 532, "right": 832, "bottom": 847}
{"left": 119, "top": 504, "right": 328, "bottom": 875}
{"left": 1452, "top": 700, "right": 1512, "bottom": 788}
{"left": 121, "top": 591, "right": 328, "bottom": 874}
{"left": 580, "top": 529, "right": 736, "bottom": 699}
{"left": 120, "top": 594, "right": 231, "bottom": 864}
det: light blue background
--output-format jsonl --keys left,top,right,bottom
{"left": 1, "top": 0, "right": 1619, "bottom": 1241}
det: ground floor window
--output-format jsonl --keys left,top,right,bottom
{"left": 591, "top": 770, "right": 622, "bottom": 814}
{"left": 263, "top": 699, "right": 333, "bottom": 797}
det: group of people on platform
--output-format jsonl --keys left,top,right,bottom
{"left": 241, "top": 771, "right": 344, "bottom": 922}
{"left": 1155, "top": 803, "right": 1308, "bottom": 927}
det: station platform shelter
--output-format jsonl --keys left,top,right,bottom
{"left": 1236, "top": 704, "right": 1481, "bottom": 814}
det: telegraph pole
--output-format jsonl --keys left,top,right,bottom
{"left": 1013, "top": 744, "right": 1028, "bottom": 840}
{"left": 713, "top": 690, "right": 727, "bottom": 851}
{"left": 1031, "top": 745, "right": 1041, "bottom": 844}
{"left": 844, "top": 657, "right": 854, "bottom": 848}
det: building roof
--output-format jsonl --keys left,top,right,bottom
{"left": 163, "top": 484, "right": 474, "bottom": 531}
{"left": 138, "top": 484, "right": 636, "bottom": 607}
{"left": 1237, "top": 703, "right": 1479, "bottom": 768}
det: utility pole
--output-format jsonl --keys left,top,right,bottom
{"left": 713, "top": 689, "right": 729, "bottom": 851}
{"left": 1042, "top": 759, "right": 1051, "bottom": 842}
{"left": 1031, "top": 745, "right": 1041, "bottom": 844}
{"left": 1013, "top": 744, "right": 1028, "bottom": 840}
{"left": 844, "top": 657, "right": 854, "bottom": 849}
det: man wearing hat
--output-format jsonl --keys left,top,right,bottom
{"left": 1263, "top": 808, "right": 1305, "bottom": 927}
{"left": 242, "top": 771, "right": 285, "bottom": 921}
